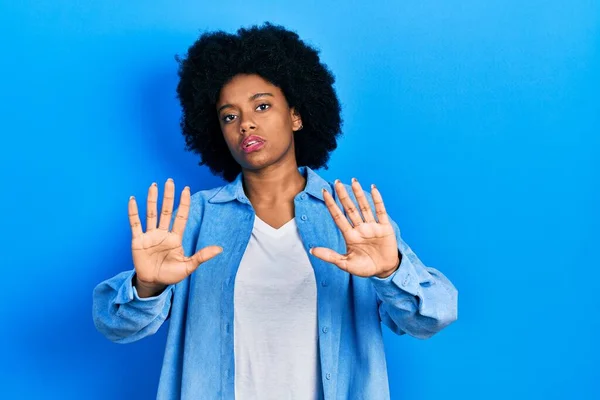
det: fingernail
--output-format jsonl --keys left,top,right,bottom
{"left": 351, "top": 177, "right": 357, "bottom": 183}
{"left": 129, "top": 196, "right": 135, "bottom": 200}
{"left": 184, "top": 186, "right": 190, "bottom": 191}
{"left": 335, "top": 179, "right": 340, "bottom": 184}
{"left": 309, "top": 248, "right": 314, "bottom": 255}
{"left": 371, "top": 184, "right": 376, "bottom": 189}
{"left": 152, "top": 182, "right": 157, "bottom": 187}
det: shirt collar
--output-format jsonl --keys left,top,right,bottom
{"left": 208, "top": 165, "right": 330, "bottom": 204}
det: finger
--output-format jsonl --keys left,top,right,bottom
{"left": 351, "top": 178, "right": 376, "bottom": 223}
{"left": 146, "top": 182, "right": 158, "bottom": 231}
{"left": 185, "top": 245, "right": 224, "bottom": 275}
{"left": 371, "top": 184, "right": 390, "bottom": 225}
{"left": 158, "top": 178, "right": 175, "bottom": 230}
{"left": 309, "top": 247, "right": 348, "bottom": 272}
{"left": 128, "top": 196, "right": 143, "bottom": 239}
{"left": 334, "top": 179, "right": 364, "bottom": 227}
{"left": 171, "top": 186, "right": 191, "bottom": 237}
{"left": 322, "top": 187, "right": 353, "bottom": 235}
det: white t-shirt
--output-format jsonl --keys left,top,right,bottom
{"left": 233, "top": 215, "right": 322, "bottom": 400}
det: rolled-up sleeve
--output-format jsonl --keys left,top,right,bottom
{"left": 370, "top": 219, "right": 458, "bottom": 339}
{"left": 92, "top": 269, "right": 174, "bottom": 344}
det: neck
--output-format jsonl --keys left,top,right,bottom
{"left": 242, "top": 163, "right": 306, "bottom": 206}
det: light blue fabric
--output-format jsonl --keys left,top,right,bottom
{"left": 92, "top": 166, "right": 458, "bottom": 399}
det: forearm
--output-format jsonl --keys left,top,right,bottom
{"left": 92, "top": 270, "right": 173, "bottom": 343}
{"left": 371, "top": 220, "right": 458, "bottom": 338}
{"left": 372, "top": 261, "right": 458, "bottom": 338}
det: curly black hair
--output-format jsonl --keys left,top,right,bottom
{"left": 175, "top": 22, "right": 343, "bottom": 182}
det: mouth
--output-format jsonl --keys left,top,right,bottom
{"left": 241, "top": 136, "right": 266, "bottom": 154}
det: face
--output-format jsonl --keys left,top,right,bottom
{"left": 216, "top": 73, "right": 303, "bottom": 171}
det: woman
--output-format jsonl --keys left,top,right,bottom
{"left": 93, "top": 22, "right": 458, "bottom": 400}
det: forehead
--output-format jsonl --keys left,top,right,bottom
{"left": 217, "top": 74, "right": 283, "bottom": 104}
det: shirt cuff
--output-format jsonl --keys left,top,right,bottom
{"left": 114, "top": 270, "right": 172, "bottom": 306}
{"left": 370, "top": 249, "right": 421, "bottom": 297}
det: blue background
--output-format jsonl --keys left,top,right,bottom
{"left": 0, "top": 1, "right": 598, "bottom": 399}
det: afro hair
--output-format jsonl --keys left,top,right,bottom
{"left": 175, "top": 22, "right": 343, "bottom": 182}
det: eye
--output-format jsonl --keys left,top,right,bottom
{"left": 256, "top": 103, "right": 271, "bottom": 111}
{"left": 222, "top": 114, "right": 236, "bottom": 123}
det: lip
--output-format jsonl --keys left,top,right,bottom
{"left": 240, "top": 135, "right": 266, "bottom": 153}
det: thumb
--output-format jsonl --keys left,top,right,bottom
{"left": 310, "top": 247, "right": 348, "bottom": 271}
{"left": 185, "top": 245, "right": 224, "bottom": 274}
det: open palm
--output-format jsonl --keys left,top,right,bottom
{"left": 128, "top": 179, "right": 222, "bottom": 292}
{"left": 310, "top": 178, "right": 400, "bottom": 278}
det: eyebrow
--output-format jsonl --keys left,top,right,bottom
{"left": 217, "top": 92, "right": 274, "bottom": 114}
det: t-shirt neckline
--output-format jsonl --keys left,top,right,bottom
{"left": 253, "top": 215, "right": 297, "bottom": 238}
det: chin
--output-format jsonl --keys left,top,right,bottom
{"left": 237, "top": 155, "right": 272, "bottom": 170}
{"left": 235, "top": 143, "right": 294, "bottom": 171}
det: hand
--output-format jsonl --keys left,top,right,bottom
{"left": 310, "top": 178, "right": 400, "bottom": 279}
{"left": 128, "top": 178, "right": 223, "bottom": 296}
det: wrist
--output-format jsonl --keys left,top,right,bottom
{"left": 375, "top": 253, "right": 401, "bottom": 279}
{"left": 133, "top": 274, "right": 167, "bottom": 298}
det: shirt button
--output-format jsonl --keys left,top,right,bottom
{"left": 322, "top": 327, "right": 329, "bottom": 333}
{"left": 325, "top": 373, "right": 331, "bottom": 380}
{"left": 321, "top": 281, "right": 328, "bottom": 287}
{"left": 402, "top": 274, "right": 411, "bottom": 287}
{"left": 301, "top": 215, "right": 308, "bottom": 221}
{"left": 301, "top": 193, "right": 308, "bottom": 200}
{"left": 225, "top": 324, "right": 230, "bottom": 333}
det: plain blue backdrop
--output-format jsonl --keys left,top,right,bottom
{"left": 0, "top": 1, "right": 598, "bottom": 399}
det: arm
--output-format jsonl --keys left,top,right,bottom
{"left": 313, "top": 179, "right": 458, "bottom": 339}
{"left": 92, "top": 185, "right": 206, "bottom": 344}
{"left": 370, "top": 218, "right": 458, "bottom": 339}
{"left": 92, "top": 270, "right": 174, "bottom": 344}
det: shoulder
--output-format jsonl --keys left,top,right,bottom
{"left": 182, "top": 185, "right": 228, "bottom": 222}
{"left": 190, "top": 186, "right": 224, "bottom": 202}
{"left": 189, "top": 185, "right": 224, "bottom": 206}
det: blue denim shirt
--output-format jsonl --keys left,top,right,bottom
{"left": 93, "top": 166, "right": 458, "bottom": 400}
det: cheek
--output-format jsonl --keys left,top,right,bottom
{"left": 220, "top": 126, "right": 237, "bottom": 145}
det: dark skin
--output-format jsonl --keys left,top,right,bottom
{"left": 216, "top": 73, "right": 305, "bottom": 229}
{"left": 128, "top": 73, "right": 399, "bottom": 298}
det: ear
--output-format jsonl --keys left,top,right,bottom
{"left": 290, "top": 107, "right": 303, "bottom": 132}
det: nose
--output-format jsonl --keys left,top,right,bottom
{"left": 240, "top": 117, "right": 256, "bottom": 134}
